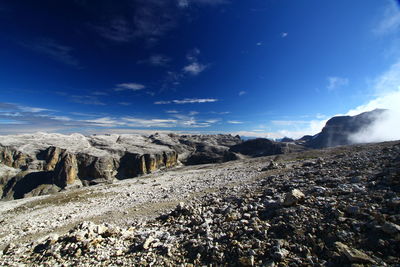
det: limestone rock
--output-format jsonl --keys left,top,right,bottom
{"left": 53, "top": 152, "right": 78, "bottom": 188}
{"left": 44, "top": 146, "right": 62, "bottom": 171}
{"left": 335, "top": 242, "right": 376, "bottom": 264}
{"left": 283, "top": 189, "right": 305, "bottom": 206}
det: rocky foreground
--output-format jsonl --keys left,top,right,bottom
{"left": 1, "top": 140, "right": 400, "bottom": 266}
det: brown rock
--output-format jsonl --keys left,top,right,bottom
{"left": 53, "top": 152, "right": 78, "bottom": 187}
{"left": 44, "top": 146, "right": 62, "bottom": 171}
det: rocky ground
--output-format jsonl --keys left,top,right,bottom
{"left": 1, "top": 140, "right": 400, "bottom": 266}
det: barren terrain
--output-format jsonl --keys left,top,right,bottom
{"left": 1, "top": 141, "right": 400, "bottom": 266}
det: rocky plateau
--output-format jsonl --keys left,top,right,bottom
{"left": 0, "top": 139, "right": 399, "bottom": 266}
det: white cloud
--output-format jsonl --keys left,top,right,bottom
{"left": 281, "top": 32, "right": 288, "bottom": 38}
{"left": 183, "top": 62, "right": 207, "bottom": 75}
{"left": 227, "top": 120, "right": 243, "bottom": 124}
{"left": 178, "top": 0, "right": 228, "bottom": 8}
{"left": 345, "top": 59, "right": 400, "bottom": 143}
{"left": 327, "top": 76, "right": 349, "bottom": 90}
{"left": 118, "top": 102, "right": 131, "bottom": 106}
{"left": 186, "top": 48, "right": 201, "bottom": 62}
{"left": 84, "top": 117, "right": 124, "bottom": 127}
{"left": 122, "top": 117, "right": 178, "bottom": 127}
{"left": 238, "top": 90, "right": 247, "bottom": 96}
{"left": 374, "top": 1, "right": 400, "bottom": 35}
{"left": 115, "top": 83, "right": 145, "bottom": 91}
{"left": 139, "top": 54, "right": 171, "bottom": 67}
{"left": 264, "top": 59, "right": 400, "bottom": 141}
{"left": 18, "top": 105, "right": 51, "bottom": 113}
{"left": 154, "top": 98, "right": 218, "bottom": 104}
{"left": 71, "top": 95, "right": 106, "bottom": 106}
{"left": 205, "top": 119, "right": 220, "bottom": 124}
{"left": 256, "top": 42, "right": 262, "bottom": 46}
{"left": 166, "top": 110, "right": 179, "bottom": 114}
{"left": 92, "top": 91, "right": 108, "bottom": 96}
{"left": 209, "top": 111, "right": 230, "bottom": 115}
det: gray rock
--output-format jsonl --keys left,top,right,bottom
{"left": 382, "top": 222, "right": 400, "bottom": 235}
{"left": 334, "top": 242, "right": 376, "bottom": 264}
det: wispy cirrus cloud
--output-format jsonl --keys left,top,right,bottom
{"left": 70, "top": 95, "right": 106, "bottom": 105}
{"left": 118, "top": 102, "right": 132, "bottom": 106}
{"left": 227, "top": 120, "right": 243, "bottom": 124}
{"left": 183, "top": 48, "right": 208, "bottom": 75}
{"left": 0, "top": 103, "right": 51, "bottom": 113}
{"left": 178, "top": 0, "right": 228, "bottom": 8}
{"left": 138, "top": 54, "right": 171, "bottom": 67}
{"left": 327, "top": 76, "right": 349, "bottom": 90}
{"left": 374, "top": 0, "right": 400, "bottom": 35}
{"left": 163, "top": 48, "right": 209, "bottom": 88}
{"left": 22, "top": 38, "right": 80, "bottom": 67}
{"left": 114, "top": 83, "right": 146, "bottom": 91}
{"left": 92, "top": 91, "right": 109, "bottom": 96}
{"left": 91, "top": 1, "right": 179, "bottom": 44}
{"left": 154, "top": 98, "right": 218, "bottom": 104}
{"left": 238, "top": 90, "right": 247, "bottom": 96}
{"left": 183, "top": 62, "right": 207, "bottom": 75}
{"left": 0, "top": 101, "right": 221, "bottom": 134}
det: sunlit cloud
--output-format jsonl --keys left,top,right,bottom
{"left": 183, "top": 62, "right": 207, "bottom": 75}
{"left": 227, "top": 120, "right": 243, "bottom": 124}
{"left": 118, "top": 102, "right": 131, "bottom": 106}
{"left": 138, "top": 54, "right": 171, "bottom": 67}
{"left": 374, "top": 0, "right": 400, "bottom": 35}
{"left": 114, "top": 83, "right": 145, "bottom": 91}
{"left": 154, "top": 98, "right": 218, "bottom": 104}
{"left": 71, "top": 95, "right": 106, "bottom": 105}
{"left": 327, "top": 76, "right": 349, "bottom": 90}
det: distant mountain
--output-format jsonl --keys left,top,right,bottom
{"left": 304, "top": 109, "right": 386, "bottom": 148}
{"left": 229, "top": 138, "right": 304, "bottom": 157}
{"left": 279, "top": 137, "right": 295, "bottom": 142}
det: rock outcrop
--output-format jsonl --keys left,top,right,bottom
{"left": 0, "top": 132, "right": 307, "bottom": 200}
{"left": 304, "top": 109, "right": 386, "bottom": 148}
{"left": 229, "top": 138, "right": 303, "bottom": 157}
{"left": 149, "top": 133, "right": 242, "bottom": 165}
{"left": 0, "top": 133, "right": 181, "bottom": 200}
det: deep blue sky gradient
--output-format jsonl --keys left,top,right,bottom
{"left": 0, "top": 0, "right": 399, "bottom": 137}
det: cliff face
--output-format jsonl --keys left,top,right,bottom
{"left": 148, "top": 133, "right": 242, "bottom": 165}
{"left": 305, "top": 109, "right": 386, "bottom": 148}
{"left": 0, "top": 133, "right": 269, "bottom": 200}
{"left": 229, "top": 138, "right": 303, "bottom": 157}
{"left": 0, "top": 133, "right": 180, "bottom": 200}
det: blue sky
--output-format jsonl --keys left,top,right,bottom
{"left": 0, "top": 0, "right": 400, "bottom": 138}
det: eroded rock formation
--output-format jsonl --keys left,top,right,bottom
{"left": 0, "top": 132, "right": 298, "bottom": 200}
{"left": 0, "top": 133, "right": 181, "bottom": 200}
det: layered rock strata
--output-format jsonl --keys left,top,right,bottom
{"left": 0, "top": 133, "right": 181, "bottom": 200}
